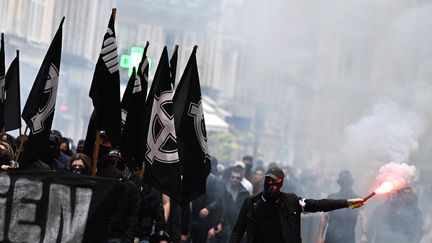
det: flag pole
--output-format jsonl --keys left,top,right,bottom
{"left": 112, "top": 8, "right": 116, "bottom": 21}
{"left": 17, "top": 50, "right": 21, "bottom": 137}
{"left": 173, "top": 44, "right": 179, "bottom": 54}
{"left": 15, "top": 126, "right": 28, "bottom": 163}
{"left": 91, "top": 130, "right": 101, "bottom": 176}
{"left": 139, "top": 162, "right": 145, "bottom": 178}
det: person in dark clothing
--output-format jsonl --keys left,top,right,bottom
{"left": 124, "top": 169, "right": 169, "bottom": 243}
{"left": 97, "top": 148, "right": 142, "bottom": 243}
{"left": 222, "top": 166, "right": 251, "bottom": 242}
{"left": 76, "top": 139, "right": 85, "bottom": 153}
{"left": 368, "top": 187, "right": 423, "bottom": 243}
{"left": 14, "top": 135, "right": 51, "bottom": 170}
{"left": 230, "top": 166, "right": 365, "bottom": 243}
{"left": 60, "top": 137, "right": 74, "bottom": 156}
{"left": 136, "top": 179, "right": 169, "bottom": 243}
{"left": 96, "top": 148, "right": 122, "bottom": 178}
{"left": 188, "top": 173, "right": 226, "bottom": 242}
{"left": 317, "top": 170, "right": 367, "bottom": 243}
{"left": 242, "top": 155, "right": 253, "bottom": 181}
{"left": 166, "top": 198, "right": 182, "bottom": 243}
{"left": 39, "top": 134, "right": 69, "bottom": 171}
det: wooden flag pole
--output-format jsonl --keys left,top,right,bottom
{"left": 15, "top": 126, "right": 28, "bottom": 163}
{"left": 1, "top": 128, "right": 5, "bottom": 140}
{"left": 139, "top": 162, "right": 145, "bottom": 178}
{"left": 91, "top": 130, "right": 101, "bottom": 176}
{"left": 112, "top": 8, "right": 117, "bottom": 21}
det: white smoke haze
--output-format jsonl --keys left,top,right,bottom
{"left": 375, "top": 161, "right": 416, "bottom": 191}
{"left": 1, "top": 0, "right": 432, "bottom": 241}
{"left": 342, "top": 84, "right": 432, "bottom": 181}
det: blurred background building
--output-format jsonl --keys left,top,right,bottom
{"left": 1, "top": 0, "right": 431, "bottom": 173}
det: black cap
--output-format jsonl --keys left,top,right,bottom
{"left": 265, "top": 166, "right": 284, "bottom": 181}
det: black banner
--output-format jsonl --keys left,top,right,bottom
{"left": 0, "top": 171, "right": 123, "bottom": 243}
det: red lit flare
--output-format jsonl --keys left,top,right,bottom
{"left": 374, "top": 181, "right": 394, "bottom": 194}
{"left": 363, "top": 181, "right": 395, "bottom": 202}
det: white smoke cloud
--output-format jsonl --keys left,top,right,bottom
{"left": 375, "top": 161, "right": 416, "bottom": 191}
{"left": 342, "top": 84, "right": 432, "bottom": 169}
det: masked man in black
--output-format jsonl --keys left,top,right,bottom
{"left": 230, "top": 166, "right": 365, "bottom": 243}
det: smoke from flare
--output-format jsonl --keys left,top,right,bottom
{"left": 374, "top": 162, "right": 416, "bottom": 192}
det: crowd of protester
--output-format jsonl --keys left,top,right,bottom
{"left": 0, "top": 130, "right": 428, "bottom": 243}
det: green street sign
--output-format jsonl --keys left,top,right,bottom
{"left": 120, "top": 46, "right": 152, "bottom": 77}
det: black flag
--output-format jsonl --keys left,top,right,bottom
{"left": 21, "top": 18, "right": 64, "bottom": 166}
{"left": 83, "top": 110, "right": 97, "bottom": 158}
{"left": 139, "top": 43, "right": 166, "bottom": 167}
{"left": 144, "top": 47, "right": 181, "bottom": 202}
{"left": 120, "top": 42, "right": 149, "bottom": 170}
{"left": 0, "top": 33, "right": 5, "bottom": 129}
{"left": 0, "top": 33, "right": 4, "bottom": 76}
{"left": 89, "top": 9, "right": 121, "bottom": 148}
{"left": 137, "top": 41, "right": 150, "bottom": 88}
{"left": 170, "top": 44, "right": 178, "bottom": 87}
{"left": 4, "top": 51, "right": 21, "bottom": 131}
{"left": 120, "top": 68, "right": 136, "bottom": 128}
{"left": 173, "top": 46, "right": 211, "bottom": 203}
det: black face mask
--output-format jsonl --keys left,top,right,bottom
{"left": 71, "top": 168, "right": 84, "bottom": 175}
{"left": 245, "top": 164, "right": 252, "bottom": 174}
{"left": 0, "top": 154, "right": 11, "bottom": 166}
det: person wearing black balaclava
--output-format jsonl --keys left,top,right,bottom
{"left": 39, "top": 134, "right": 68, "bottom": 171}
{"left": 317, "top": 170, "right": 367, "bottom": 243}
{"left": 230, "top": 166, "right": 366, "bottom": 243}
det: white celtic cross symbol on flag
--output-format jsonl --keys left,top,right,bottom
{"left": 30, "top": 64, "right": 59, "bottom": 134}
{"left": 146, "top": 90, "right": 179, "bottom": 164}
{"left": 188, "top": 100, "right": 209, "bottom": 156}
